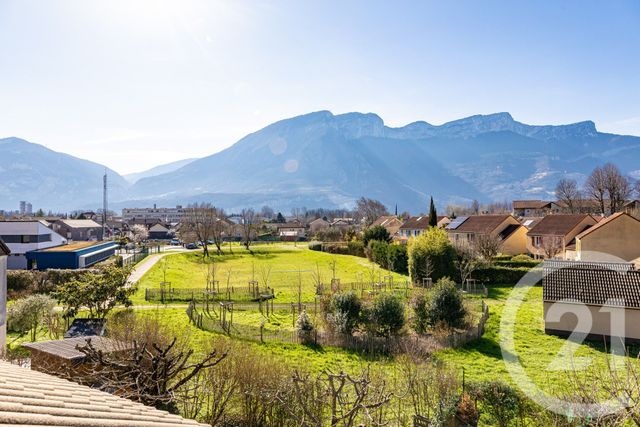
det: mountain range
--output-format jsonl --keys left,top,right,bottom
{"left": 2, "top": 111, "right": 640, "bottom": 213}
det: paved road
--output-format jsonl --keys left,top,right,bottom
{"left": 127, "top": 247, "right": 190, "bottom": 285}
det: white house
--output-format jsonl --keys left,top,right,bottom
{"left": 0, "top": 238, "right": 9, "bottom": 355}
{"left": 0, "top": 221, "right": 66, "bottom": 269}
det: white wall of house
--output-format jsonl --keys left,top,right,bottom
{"left": 0, "top": 222, "right": 66, "bottom": 269}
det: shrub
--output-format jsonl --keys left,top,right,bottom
{"left": 296, "top": 310, "right": 315, "bottom": 344}
{"left": 474, "top": 265, "right": 532, "bottom": 284}
{"left": 347, "top": 240, "right": 365, "bottom": 257}
{"left": 328, "top": 291, "right": 362, "bottom": 335}
{"left": 469, "top": 380, "right": 527, "bottom": 427}
{"left": 427, "top": 277, "right": 467, "bottom": 329}
{"left": 367, "top": 293, "right": 405, "bottom": 337}
{"left": 407, "top": 228, "right": 456, "bottom": 283}
{"left": 387, "top": 244, "right": 408, "bottom": 274}
{"left": 362, "top": 225, "right": 391, "bottom": 247}
{"left": 7, "top": 269, "right": 91, "bottom": 298}
{"left": 510, "top": 254, "right": 533, "bottom": 262}
{"left": 410, "top": 290, "right": 430, "bottom": 334}
{"left": 308, "top": 241, "right": 322, "bottom": 251}
{"left": 7, "top": 294, "right": 57, "bottom": 341}
{"left": 369, "top": 240, "right": 390, "bottom": 265}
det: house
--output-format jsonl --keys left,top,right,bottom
{"left": 330, "top": 218, "right": 355, "bottom": 233}
{"left": 445, "top": 215, "right": 528, "bottom": 255}
{"left": 526, "top": 214, "right": 598, "bottom": 259}
{"left": 519, "top": 217, "right": 543, "bottom": 230}
{"left": 543, "top": 260, "right": 640, "bottom": 343}
{"left": 0, "top": 361, "right": 208, "bottom": 426}
{"left": 0, "top": 220, "right": 67, "bottom": 269}
{"left": 0, "top": 238, "right": 9, "bottom": 354}
{"left": 624, "top": 199, "right": 640, "bottom": 214}
{"left": 574, "top": 212, "right": 640, "bottom": 263}
{"left": 512, "top": 200, "right": 561, "bottom": 217}
{"left": 26, "top": 241, "right": 119, "bottom": 270}
{"left": 277, "top": 222, "right": 306, "bottom": 241}
{"left": 122, "top": 205, "right": 186, "bottom": 223}
{"left": 309, "top": 218, "right": 330, "bottom": 235}
{"left": 148, "top": 223, "right": 172, "bottom": 240}
{"left": 371, "top": 215, "right": 404, "bottom": 238}
{"left": 52, "top": 219, "right": 103, "bottom": 241}
{"left": 398, "top": 216, "right": 450, "bottom": 240}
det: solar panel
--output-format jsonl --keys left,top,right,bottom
{"left": 446, "top": 216, "right": 468, "bottom": 230}
{"left": 523, "top": 219, "right": 533, "bottom": 226}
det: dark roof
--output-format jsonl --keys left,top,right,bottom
{"left": 64, "top": 318, "right": 107, "bottom": 338}
{"left": 399, "top": 216, "right": 430, "bottom": 230}
{"left": 277, "top": 222, "right": 305, "bottom": 229}
{"left": 512, "top": 200, "right": 553, "bottom": 210}
{"left": 527, "top": 214, "right": 594, "bottom": 237}
{"left": 449, "top": 215, "right": 511, "bottom": 234}
{"left": 22, "top": 336, "right": 122, "bottom": 362}
{"left": 0, "top": 361, "right": 208, "bottom": 426}
{"left": 520, "top": 217, "right": 543, "bottom": 229}
{"left": 576, "top": 212, "right": 640, "bottom": 240}
{"left": 543, "top": 260, "right": 640, "bottom": 308}
{"left": 0, "top": 237, "right": 10, "bottom": 256}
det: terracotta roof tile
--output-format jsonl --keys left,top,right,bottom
{"left": 0, "top": 362, "right": 208, "bottom": 426}
{"left": 527, "top": 214, "right": 594, "bottom": 236}
{"left": 448, "top": 215, "right": 511, "bottom": 234}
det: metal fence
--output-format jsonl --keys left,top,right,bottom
{"left": 145, "top": 285, "right": 275, "bottom": 303}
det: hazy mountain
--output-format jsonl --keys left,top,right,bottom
{"left": 124, "top": 158, "right": 197, "bottom": 184}
{"left": 0, "top": 137, "right": 129, "bottom": 212}
{"left": 4, "top": 111, "right": 640, "bottom": 213}
{"left": 128, "top": 111, "right": 640, "bottom": 212}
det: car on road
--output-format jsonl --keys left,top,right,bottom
{"left": 170, "top": 239, "right": 181, "bottom": 246}
{"left": 185, "top": 243, "right": 198, "bottom": 250}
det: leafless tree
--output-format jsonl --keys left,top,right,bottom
{"left": 260, "top": 205, "right": 275, "bottom": 220}
{"left": 240, "top": 208, "right": 258, "bottom": 251}
{"left": 542, "top": 235, "right": 563, "bottom": 258}
{"left": 603, "top": 163, "right": 633, "bottom": 214}
{"left": 474, "top": 233, "right": 503, "bottom": 262}
{"left": 453, "top": 241, "right": 482, "bottom": 286}
{"left": 181, "top": 203, "right": 221, "bottom": 257}
{"left": 585, "top": 166, "right": 609, "bottom": 215}
{"left": 471, "top": 199, "right": 480, "bottom": 215}
{"left": 356, "top": 197, "right": 389, "bottom": 226}
{"left": 556, "top": 178, "right": 581, "bottom": 213}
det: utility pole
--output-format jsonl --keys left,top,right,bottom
{"left": 102, "top": 169, "right": 108, "bottom": 240}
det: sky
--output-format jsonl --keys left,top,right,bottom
{"left": 1, "top": 0, "right": 639, "bottom": 175}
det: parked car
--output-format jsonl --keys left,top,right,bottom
{"left": 170, "top": 239, "right": 181, "bottom": 246}
{"left": 185, "top": 243, "right": 198, "bottom": 250}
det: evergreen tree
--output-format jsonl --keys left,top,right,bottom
{"left": 428, "top": 196, "right": 438, "bottom": 227}
{"left": 275, "top": 212, "right": 286, "bottom": 223}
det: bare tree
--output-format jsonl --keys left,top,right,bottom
{"left": 240, "top": 208, "right": 257, "bottom": 251}
{"left": 474, "top": 233, "right": 503, "bottom": 263}
{"left": 453, "top": 241, "right": 482, "bottom": 286}
{"left": 542, "top": 235, "right": 563, "bottom": 258}
{"left": 181, "top": 203, "right": 221, "bottom": 257}
{"left": 356, "top": 197, "right": 389, "bottom": 226}
{"left": 585, "top": 166, "right": 608, "bottom": 215}
{"left": 471, "top": 199, "right": 480, "bottom": 215}
{"left": 603, "top": 163, "right": 632, "bottom": 214}
{"left": 555, "top": 178, "right": 581, "bottom": 213}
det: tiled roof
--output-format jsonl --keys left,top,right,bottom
{"left": 371, "top": 216, "right": 400, "bottom": 227}
{"left": 448, "top": 215, "right": 511, "bottom": 234}
{"left": 527, "top": 214, "right": 594, "bottom": 236}
{"left": 0, "top": 361, "right": 208, "bottom": 426}
{"left": 0, "top": 237, "right": 10, "bottom": 256}
{"left": 399, "top": 216, "right": 430, "bottom": 230}
{"left": 543, "top": 260, "right": 640, "bottom": 308}
{"left": 22, "top": 336, "right": 118, "bottom": 362}
{"left": 512, "top": 200, "right": 552, "bottom": 210}
{"left": 575, "top": 212, "right": 640, "bottom": 240}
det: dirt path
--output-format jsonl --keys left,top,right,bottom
{"left": 127, "top": 247, "right": 190, "bottom": 285}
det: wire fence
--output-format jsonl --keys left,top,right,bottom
{"left": 145, "top": 284, "right": 275, "bottom": 303}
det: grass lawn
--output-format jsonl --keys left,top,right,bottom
{"left": 438, "top": 285, "right": 629, "bottom": 394}
{"left": 132, "top": 244, "right": 410, "bottom": 305}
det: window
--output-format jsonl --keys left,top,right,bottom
{"left": 533, "top": 236, "right": 542, "bottom": 248}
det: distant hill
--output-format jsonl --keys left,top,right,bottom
{"left": 128, "top": 111, "right": 640, "bottom": 212}
{"left": 0, "top": 137, "right": 129, "bottom": 212}
{"left": 124, "top": 158, "right": 197, "bottom": 183}
{"left": 4, "top": 111, "right": 640, "bottom": 213}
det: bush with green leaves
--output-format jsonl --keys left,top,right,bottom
{"left": 327, "top": 291, "right": 362, "bottom": 335}
{"left": 407, "top": 227, "right": 456, "bottom": 283}
{"left": 510, "top": 254, "right": 533, "bottom": 262}
{"left": 362, "top": 225, "right": 391, "bottom": 247}
{"left": 367, "top": 293, "right": 405, "bottom": 337}
{"left": 368, "top": 240, "right": 390, "bottom": 265}
{"left": 469, "top": 380, "right": 528, "bottom": 427}
{"left": 410, "top": 290, "right": 430, "bottom": 334}
{"left": 386, "top": 244, "right": 408, "bottom": 274}
{"left": 427, "top": 277, "right": 467, "bottom": 329}
{"left": 296, "top": 310, "right": 315, "bottom": 344}
{"left": 54, "top": 264, "right": 134, "bottom": 319}
{"left": 7, "top": 294, "right": 57, "bottom": 341}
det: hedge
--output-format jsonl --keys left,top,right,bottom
{"left": 473, "top": 265, "right": 535, "bottom": 285}
{"left": 314, "top": 241, "right": 366, "bottom": 258}
{"left": 494, "top": 260, "right": 542, "bottom": 269}
{"left": 7, "top": 269, "right": 92, "bottom": 298}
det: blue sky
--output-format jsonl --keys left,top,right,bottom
{"left": 1, "top": 0, "right": 639, "bottom": 174}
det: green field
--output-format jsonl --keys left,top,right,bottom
{"left": 133, "top": 244, "right": 410, "bottom": 304}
